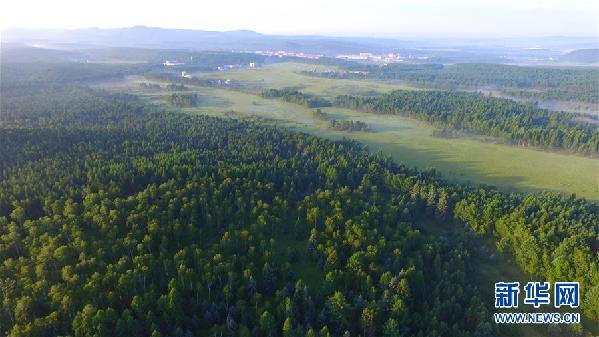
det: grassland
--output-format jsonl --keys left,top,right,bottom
{"left": 193, "top": 62, "right": 416, "bottom": 96}
{"left": 96, "top": 63, "right": 599, "bottom": 200}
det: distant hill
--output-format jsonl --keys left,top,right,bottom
{"left": 559, "top": 49, "right": 599, "bottom": 64}
{"left": 4, "top": 27, "right": 598, "bottom": 64}
{"left": 1, "top": 26, "right": 408, "bottom": 55}
{"left": 1, "top": 44, "right": 83, "bottom": 63}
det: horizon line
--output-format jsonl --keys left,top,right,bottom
{"left": 2, "top": 25, "right": 598, "bottom": 40}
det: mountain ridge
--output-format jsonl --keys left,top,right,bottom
{"left": 2, "top": 25, "right": 405, "bottom": 55}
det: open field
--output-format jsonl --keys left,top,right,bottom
{"left": 96, "top": 63, "right": 599, "bottom": 200}
{"left": 192, "top": 62, "right": 419, "bottom": 96}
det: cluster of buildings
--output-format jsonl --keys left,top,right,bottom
{"left": 254, "top": 50, "right": 323, "bottom": 59}
{"left": 216, "top": 62, "right": 256, "bottom": 71}
{"left": 335, "top": 52, "right": 429, "bottom": 64}
{"left": 163, "top": 50, "right": 432, "bottom": 79}
{"left": 163, "top": 49, "right": 432, "bottom": 73}
{"left": 304, "top": 68, "right": 370, "bottom": 78}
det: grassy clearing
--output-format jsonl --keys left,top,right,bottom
{"left": 96, "top": 64, "right": 599, "bottom": 200}
{"left": 192, "top": 62, "right": 418, "bottom": 97}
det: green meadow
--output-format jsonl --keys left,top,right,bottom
{"left": 98, "top": 63, "right": 599, "bottom": 200}
{"left": 193, "top": 62, "right": 418, "bottom": 96}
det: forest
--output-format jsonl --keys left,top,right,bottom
{"left": 1, "top": 61, "right": 149, "bottom": 86}
{"left": 0, "top": 85, "right": 497, "bottom": 337}
{"left": 1, "top": 46, "right": 269, "bottom": 72}
{"left": 0, "top": 60, "right": 598, "bottom": 337}
{"left": 261, "top": 89, "right": 332, "bottom": 108}
{"left": 304, "top": 63, "right": 599, "bottom": 103}
{"left": 145, "top": 51, "right": 266, "bottom": 71}
{"left": 335, "top": 90, "right": 599, "bottom": 155}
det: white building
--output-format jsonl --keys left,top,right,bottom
{"left": 163, "top": 60, "right": 185, "bottom": 66}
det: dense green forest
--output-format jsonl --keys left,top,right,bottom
{"left": 335, "top": 90, "right": 599, "bottom": 155}
{"left": 1, "top": 61, "right": 149, "bottom": 87}
{"left": 261, "top": 89, "right": 332, "bottom": 108}
{"left": 95, "top": 50, "right": 267, "bottom": 71}
{"left": 1, "top": 46, "right": 268, "bottom": 71}
{"left": 0, "top": 62, "right": 597, "bottom": 336}
{"left": 305, "top": 63, "right": 599, "bottom": 103}
{"left": 1, "top": 86, "right": 497, "bottom": 336}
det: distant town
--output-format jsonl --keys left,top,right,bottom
{"left": 162, "top": 50, "right": 431, "bottom": 77}
{"left": 255, "top": 50, "right": 429, "bottom": 64}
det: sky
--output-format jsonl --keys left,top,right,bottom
{"left": 1, "top": 0, "right": 598, "bottom": 37}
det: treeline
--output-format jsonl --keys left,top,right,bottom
{"left": 336, "top": 90, "right": 599, "bottom": 155}
{"left": 139, "top": 82, "right": 162, "bottom": 90}
{"left": 139, "top": 82, "right": 188, "bottom": 91}
{"left": 72, "top": 48, "right": 268, "bottom": 70}
{"left": 303, "top": 63, "right": 599, "bottom": 103}
{"left": 261, "top": 88, "right": 332, "bottom": 108}
{"left": 165, "top": 83, "right": 187, "bottom": 91}
{"left": 312, "top": 109, "right": 331, "bottom": 121}
{"left": 315, "top": 109, "right": 373, "bottom": 131}
{"left": 159, "top": 51, "right": 265, "bottom": 71}
{"left": 395, "top": 63, "right": 599, "bottom": 103}
{"left": 165, "top": 93, "right": 200, "bottom": 107}
{"left": 328, "top": 120, "right": 371, "bottom": 132}
{"left": 1, "top": 61, "right": 149, "bottom": 87}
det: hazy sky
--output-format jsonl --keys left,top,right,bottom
{"left": 1, "top": 0, "right": 597, "bottom": 37}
